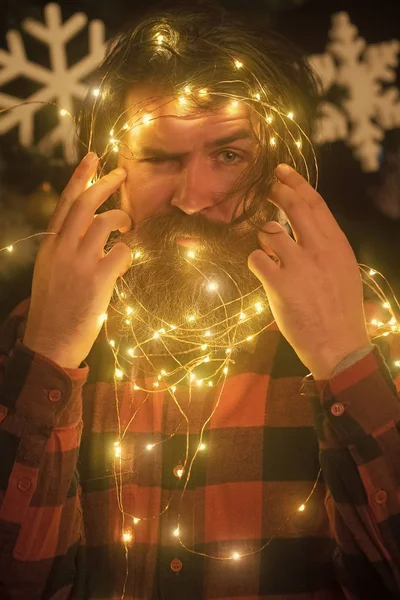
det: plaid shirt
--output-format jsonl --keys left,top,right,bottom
{"left": 1, "top": 298, "right": 400, "bottom": 600}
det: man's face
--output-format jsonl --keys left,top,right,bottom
{"left": 119, "top": 86, "right": 258, "bottom": 229}
{"left": 110, "top": 87, "right": 270, "bottom": 359}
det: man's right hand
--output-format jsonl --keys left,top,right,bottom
{"left": 23, "top": 152, "right": 133, "bottom": 369}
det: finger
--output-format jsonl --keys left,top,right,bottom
{"left": 79, "top": 210, "right": 132, "bottom": 260}
{"left": 268, "top": 182, "right": 323, "bottom": 247}
{"left": 258, "top": 221, "right": 298, "bottom": 266}
{"left": 59, "top": 168, "right": 127, "bottom": 247}
{"left": 99, "top": 241, "right": 133, "bottom": 283}
{"left": 48, "top": 153, "right": 99, "bottom": 233}
{"left": 248, "top": 248, "right": 279, "bottom": 289}
{"left": 275, "top": 164, "right": 339, "bottom": 238}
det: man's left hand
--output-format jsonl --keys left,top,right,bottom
{"left": 248, "top": 163, "right": 370, "bottom": 380}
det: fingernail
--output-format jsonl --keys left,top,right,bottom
{"left": 275, "top": 163, "right": 292, "bottom": 177}
{"left": 84, "top": 152, "right": 98, "bottom": 165}
{"left": 114, "top": 167, "right": 127, "bottom": 177}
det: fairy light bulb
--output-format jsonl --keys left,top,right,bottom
{"left": 369, "top": 269, "right": 376, "bottom": 276}
{"left": 156, "top": 33, "right": 164, "bottom": 44}
{"left": 383, "top": 302, "right": 390, "bottom": 309}
{"left": 246, "top": 335, "right": 253, "bottom": 341}
{"left": 298, "top": 504, "right": 305, "bottom": 512}
{"left": 231, "top": 100, "right": 239, "bottom": 108}
{"left": 109, "top": 340, "right": 115, "bottom": 347}
{"left": 296, "top": 140, "right": 302, "bottom": 148}
{"left": 208, "top": 282, "right": 218, "bottom": 292}
{"left": 122, "top": 530, "right": 133, "bottom": 543}
{"left": 146, "top": 444, "right": 155, "bottom": 451}
{"left": 153, "top": 381, "right": 160, "bottom": 387}
{"left": 92, "top": 88, "right": 100, "bottom": 97}
{"left": 133, "top": 517, "right": 140, "bottom": 524}
{"left": 204, "top": 331, "right": 211, "bottom": 337}
{"left": 201, "top": 344, "right": 208, "bottom": 350}
{"left": 184, "top": 86, "right": 191, "bottom": 93}
{"left": 188, "top": 315, "right": 196, "bottom": 323}
{"left": 115, "top": 368, "right": 123, "bottom": 379}
{"left": 114, "top": 443, "right": 122, "bottom": 458}
{"left": 223, "top": 367, "right": 228, "bottom": 375}
{"left": 176, "top": 467, "right": 184, "bottom": 478}
{"left": 153, "top": 332, "right": 160, "bottom": 339}
{"left": 123, "top": 122, "right": 130, "bottom": 130}
{"left": 231, "top": 552, "right": 240, "bottom": 560}
{"left": 169, "top": 324, "right": 177, "bottom": 331}
{"left": 6, "top": 245, "right": 13, "bottom": 252}
{"left": 125, "top": 319, "right": 131, "bottom": 325}
{"left": 134, "top": 251, "right": 142, "bottom": 259}
{"left": 127, "top": 348, "right": 134, "bottom": 358}
{"left": 395, "top": 361, "right": 400, "bottom": 368}
{"left": 113, "top": 146, "right": 119, "bottom": 153}
{"left": 161, "top": 369, "right": 166, "bottom": 376}
{"left": 109, "top": 129, "right": 114, "bottom": 136}
{"left": 226, "top": 348, "right": 232, "bottom": 354}
{"left": 196, "top": 379, "right": 203, "bottom": 387}
{"left": 190, "top": 373, "right": 196, "bottom": 382}
{"left": 270, "top": 137, "right": 276, "bottom": 147}
{"left": 134, "top": 384, "right": 139, "bottom": 390}
{"left": 371, "top": 319, "right": 378, "bottom": 325}
{"left": 239, "top": 312, "right": 246, "bottom": 320}
{"left": 208, "top": 381, "right": 213, "bottom": 387}
{"left": 255, "top": 302, "right": 263, "bottom": 313}
{"left": 60, "top": 108, "right": 67, "bottom": 116}
{"left": 98, "top": 313, "right": 108, "bottom": 325}
{"left": 203, "top": 356, "right": 210, "bottom": 363}
{"left": 142, "top": 113, "right": 151, "bottom": 124}
{"left": 173, "top": 526, "right": 180, "bottom": 537}
{"left": 179, "top": 96, "right": 186, "bottom": 105}
{"left": 187, "top": 250, "right": 195, "bottom": 258}
{"left": 126, "top": 306, "right": 133, "bottom": 315}
{"left": 171, "top": 385, "right": 177, "bottom": 392}
{"left": 234, "top": 59, "right": 243, "bottom": 69}
{"left": 198, "top": 88, "right": 208, "bottom": 97}
{"left": 198, "top": 443, "right": 206, "bottom": 451}
{"left": 266, "top": 115, "right": 273, "bottom": 124}
{"left": 287, "top": 111, "right": 294, "bottom": 119}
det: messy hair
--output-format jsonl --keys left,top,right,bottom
{"left": 78, "top": 3, "right": 320, "bottom": 226}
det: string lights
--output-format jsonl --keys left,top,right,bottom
{"left": 1, "top": 25, "right": 400, "bottom": 582}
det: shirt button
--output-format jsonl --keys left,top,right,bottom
{"left": 48, "top": 389, "right": 62, "bottom": 402}
{"left": 374, "top": 489, "right": 388, "bottom": 505}
{"left": 170, "top": 558, "right": 183, "bottom": 573}
{"left": 173, "top": 465, "right": 184, "bottom": 479}
{"left": 17, "top": 477, "right": 32, "bottom": 492}
{"left": 331, "top": 402, "right": 345, "bottom": 416}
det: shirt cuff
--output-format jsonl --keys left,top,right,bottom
{"left": 332, "top": 343, "right": 374, "bottom": 376}
{"left": 2, "top": 340, "right": 88, "bottom": 429}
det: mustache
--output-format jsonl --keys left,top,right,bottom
{"left": 116, "top": 208, "right": 261, "bottom": 256}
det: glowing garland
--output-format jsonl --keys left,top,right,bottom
{"left": 1, "top": 30, "right": 400, "bottom": 593}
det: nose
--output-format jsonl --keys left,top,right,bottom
{"left": 171, "top": 158, "right": 215, "bottom": 215}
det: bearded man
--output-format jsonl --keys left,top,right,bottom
{"left": 1, "top": 5, "right": 400, "bottom": 600}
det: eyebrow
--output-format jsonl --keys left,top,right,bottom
{"left": 136, "top": 128, "right": 255, "bottom": 159}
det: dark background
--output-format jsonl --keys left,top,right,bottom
{"left": 0, "top": 0, "right": 399, "bottom": 320}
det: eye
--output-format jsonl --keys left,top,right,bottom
{"left": 217, "top": 150, "right": 241, "bottom": 164}
{"left": 141, "top": 157, "right": 169, "bottom": 163}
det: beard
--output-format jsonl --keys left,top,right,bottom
{"left": 106, "top": 208, "right": 272, "bottom": 380}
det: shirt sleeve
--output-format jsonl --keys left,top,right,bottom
{"left": 0, "top": 301, "right": 88, "bottom": 600}
{"left": 304, "top": 335, "right": 400, "bottom": 599}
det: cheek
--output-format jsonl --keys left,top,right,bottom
{"left": 120, "top": 168, "right": 173, "bottom": 223}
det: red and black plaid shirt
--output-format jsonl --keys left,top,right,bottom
{"left": 1, "top": 298, "right": 400, "bottom": 600}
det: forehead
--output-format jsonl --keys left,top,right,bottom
{"left": 123, "top": 86, "right": 258, "bottom": 147}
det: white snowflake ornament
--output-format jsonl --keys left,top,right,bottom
{"left": 309, "top": 12, "right": 400, "bottom": 172}
{"left": 0, "top": 3, "right": 106, "bottom": 163}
